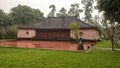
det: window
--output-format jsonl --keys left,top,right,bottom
{"left": 26, "top": 31, "right": 29, "bottom": 35}
{"left": 79, "top": 32, "right": 83, "bottom": 36}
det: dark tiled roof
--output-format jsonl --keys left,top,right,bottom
{"left": 19, "top": 16, "right": 96, "bottom": 29}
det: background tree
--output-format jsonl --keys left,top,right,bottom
{"left": 82, "top": 0, "right": 94, "bottom": 23}
{"left": 0, "top": 9, "right": 8, "bottom": 39}
{"left": 56, "top": 7, "right": 68, "bottom": 17}
{"left": 97, "top": 0, "right": 120, "bottom": 51}
{"left": 33, "top": 9, "right": 45, "bottom": 22}
{"left": 69, "top": 22, "right": 80, "bottom": 43}
{"left": 0, "top": 9, "right": 6, "bottom": 27}
{"left": 10, "top": 4, "right": 44, "bottom": 25}
{"left": 0, "top": 5, "right": 44, "bottom": 39}
{"left": 47, "top": 5, "right": 56, "bottom": 17}
{"left": 68, "top": 3, "right": 83, "bottom": 19}
{"left": 0, "top": 9, "right": 17, "bottom": 39}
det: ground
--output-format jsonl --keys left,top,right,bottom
{"left": 0, "top": 40, "right": 120, "bottom": 68}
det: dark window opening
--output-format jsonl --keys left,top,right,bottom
{"left": 79, "top": 32, "right": 83, "bottom": 36}
{"left": 26, "top": 31, "right": 29, "bottom": 35}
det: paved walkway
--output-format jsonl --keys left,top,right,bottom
{"left": 100, "top": 48, "right": 120, "bottom": 50}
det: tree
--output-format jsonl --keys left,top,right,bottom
{"left": 97, "top": 0, "right": 120, "bottom": 51}
{"left": 47, "top": 5, "right": 56, "bottom": 17}
{"left": 56, "top": 7, "right": 68, "bottom": 17}
{"left": 68, "top": 3, "right": 83, "bottom": 19}
{"left": 82, "top": 0, "right": 94, "bottom": 23}
{"left": 0, "top": 9, "right": 8, "bottom": 39}
{"left": 69, "top": 22, "right": 80, "bottom": 43}
{"left": 10, "top": 4, "right": 44, "bottom": 25}
{"left": 33, "top": 9, "right": 45, "bottom": 22}
{"left": 0, "top": 9, "right": 6, "bottom": 27}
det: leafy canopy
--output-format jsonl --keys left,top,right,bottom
{"left": 10, "top": 4, "right": 44, "bottom": 25}
{"left": 97, "top": 0, "right": 120, "bottom": 23}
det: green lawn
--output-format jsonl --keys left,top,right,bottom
{"left": 0, "top": 41, "right": 120, "bottom": 68}
{"left": 96, "top": 40, "right": 120, "bottom": 48}
{"left": 96, "top": 40, "right": 112, "bottom": 48}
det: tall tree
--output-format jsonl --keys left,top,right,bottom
{"left": 68, "top": 3, "right": 83, "bottom": 19}
{"left": 48, "top": 5, "right": 56, "bottom": 17}
{"left": 82, "top": 0, "right": 94, "bottom": 23}
{"left": 0, "top": 9, "right": 6, "bottom": 39}
{"left": 97, "top": 0, "right": 120, "bottom": 51}
{"left": 56, "top": 7, "right": 68, "bottom": 17}
{"left": 33, "top": 9, "right": 45, "bottom": 22}
{"left": 10, "top": 4, "right": 44, "bottom": 25}
{"left": 0, "top": 9, "right": 6, "bottom": 27}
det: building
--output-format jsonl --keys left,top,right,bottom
{"left": 17, "top": 16, "right": 99, "bottom": 43}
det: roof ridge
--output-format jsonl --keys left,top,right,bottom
{"left": 47, "top": 16, "right": 77, "bottom": 18}
{"left": 77, "top": 19, "right": 95, "bottom": 27}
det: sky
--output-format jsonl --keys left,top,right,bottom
{"left": 0, "top": 0, "right": 98, "bottom": 17}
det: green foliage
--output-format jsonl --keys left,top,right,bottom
{"left": 0, "top": 47, "right": 119, "bottom": 68}
{"left": 0, "top": 28, "right": 6, "bottom": 39}
{"left": 50, "top": 3, "right": 83, "bottom": 18}
{"left": 97, "top": 0, "right": 120, "bottom": 22}
{"left": 68, "top": 3, "right": 83, "bottom": 18}
{"left": 0, "top": 25, "right": 17, "bottom": 39}
{"left": 6, "top": 25, "right": 18, "bottom": 39}
{"left": 69, "top": 22, "right": 80, "bottom": 43}
{"left": 56, "top": 7, "right": 68, "bottom": 17}
{"left": 0, "top": 5, "right": 45, "bottom": 39}
{"left": 0, "top": 9, "right": 12, "bottom": 27}
{"left": 69, "top": 22, "right": 79, "bottom": 31}
{"left": 48, "top": 5, "right": 56, "bottom": 17}
{"left": 97, "top": 0, "right": 120, "bottom": 51}
{"left": 0, "top": 9, "right": 18, "bottom": 39}
{"left": 82, "top": 0, "right": 93, "bottom": 23}
{"left": 0, "top": 9, "right": 6, "bottom": 26}
{"left": 10, "top": 4, "right": 44, "bottom": 25}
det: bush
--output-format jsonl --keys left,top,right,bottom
{"left": 0, "top": 28, "right": 7, "bottom": 39}
{"left": 6, "top": 25, "right": 18, "bottom": 39}
{"left": 0, "top": 25, "right": 18, "bottom": 39}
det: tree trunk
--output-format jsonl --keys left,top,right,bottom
{"left": 111, "top": 38, "right": 114, "bottom": 51}
{"left": 110, "top": 13, "right": 115, "bottom": 51}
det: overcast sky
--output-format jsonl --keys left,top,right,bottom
{"left": 0, "top": 0, "right": 98, "bottom": 17}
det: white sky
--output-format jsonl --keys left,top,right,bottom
{"left": 0, "top": 0, "right": 98, "bottom": 17}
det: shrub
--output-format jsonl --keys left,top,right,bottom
{"left": 6, "top": 25, "right": 18, "bottom": 39}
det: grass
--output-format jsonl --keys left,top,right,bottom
{"left": 96, "top": 40, "right": 120, "bottom": 48}
{"left": 0, "top": 41, "right": 120, "bottom": 68}
{"left": 0, "top": 39, "right": 17, "bottom": 41}
{"left": 96, "top": 40, "right": 112, "bottom": 48}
